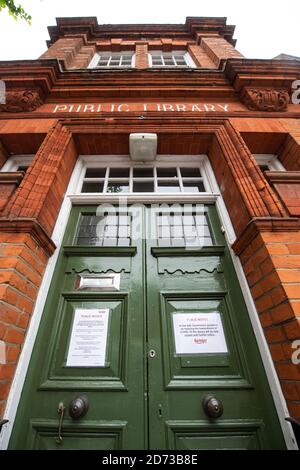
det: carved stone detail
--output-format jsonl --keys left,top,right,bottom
{"left": 0, "top": 90, "right": 43, "bottom": 113}
{"left": 240, "top": 87, "right": 289, "bottom": 112}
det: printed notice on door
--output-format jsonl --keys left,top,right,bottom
{"left": 172, "top": 312, "right": 228, "bottom": 355}
{"left": 66, "top": 309, "right": 110, "bottom": 367}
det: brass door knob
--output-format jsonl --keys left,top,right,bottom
{"left": 202, "top": 395, "right": 224, "bottom": 418}
{"left": 69, "top": 395, "right": 89, "bottom": 419}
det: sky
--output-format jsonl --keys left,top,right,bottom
{"left": 0, "top": 0, "right": 299, "bottom": 61}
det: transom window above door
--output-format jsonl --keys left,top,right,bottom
{"left": 89, "top": 53, "right": 134, "bottom": 68}
{"left": 80, "top": 166, "right": 206, "bottom": 194}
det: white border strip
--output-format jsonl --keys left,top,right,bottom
{"left": 0, "top": 154, "right": 297, "bottom": 449}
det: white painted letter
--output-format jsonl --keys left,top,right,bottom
{"left": 191, "top": 104, "right": 202, "bottom": 112}
{"left": 84, "top": 105, "right": 95, "bottom": 113}
{"left": 53, "top": 104, "right": 68, "bottom": 113}
{"left": 203, "top": 104, "right": 216, "bottom": 112}
{"left": 117, "top": 104, "right": 130, "bottom": 112}
{"left": 176, "top": 104, "right": 187, "bottom": 112}
{"left": 218, "top": 104, "right": 229, "bottom": 112}
{"left": 291, "top": 80, "right": 300, "bottom": 105}
{"left": 162, "top": 104, "right": 174, "bottom": 111}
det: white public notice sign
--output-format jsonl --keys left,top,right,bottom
{"left": 172, "top": 312, "right": 228, "bottom": 355}
{"left": 66, "top": 308, "right": 109, "bottom": 367}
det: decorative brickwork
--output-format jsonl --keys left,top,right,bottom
{"left": 241, "top": 87, "right": 290, "bottom": 112}
{"left": 0, "top": 91, "right": 43, "bottom": 113}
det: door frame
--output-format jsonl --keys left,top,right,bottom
{"left": 0, "top": 154, "right": 297, "bottom": 449}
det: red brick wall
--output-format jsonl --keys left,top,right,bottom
{"left": 0, "top": 233, "right": 49, "bottom": 418}
{"left": 237, "top": 231, "right": 300, "bottom": 419}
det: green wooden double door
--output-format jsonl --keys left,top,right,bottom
{"left": 10, "top": 204, "right": 285, "bottom": 449}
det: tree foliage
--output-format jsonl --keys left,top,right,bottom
{"left": 0, "top": 0, "right": 31, "bottom": 24}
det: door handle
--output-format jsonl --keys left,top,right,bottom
{"left": 69, "top": 394, "right": 89, "bottom": 419}
{"left": 202, "top": 395, "right": 224, "bottom": 419}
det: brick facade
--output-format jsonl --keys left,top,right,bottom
{"left": 0, "top": 16, "right": 300, "bottom": 445}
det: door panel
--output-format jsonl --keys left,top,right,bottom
{"left": 9, "top": 204, "right": 286, "bottom": 450}
{"left": 9, "top": 206, "right": 146, "bottom": 450}
{"left": 146, "top": 205, "right": 285, "bottom": 450}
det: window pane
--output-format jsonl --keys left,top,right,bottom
{"left": 85, "top": 168, "right": 106, "bottom": 178}
{"left": 76, "top": 213, "right": 132, "bottom": 247}
{"left": 98, "top": 57, "right": 109, "bottom": 66}
{"left": 157, "top": 182, "right": 180, "bottom": 193}
{"left": 157, "top": 167, "right": 177, "bottom": 177}
{"left": 106, "top": 182, "right": 129, "bottom": 193}
{"left": 133, "top": 182, "right": 154, "bottom": 192}
{"left": 81, "top": 182, "right": 104, "bottom": 193}
{"left": 133, "top": 167, "right": 153, "bottom": 177}
{"left": 183, "top": 182, "right": 206, "bottom": 192}
{"left": 180, "top": 167, "right": 201, "bottom": 177}
{"left": 109, "top": 168, "right": 130, "bottom": 178}
{"left": 156, "top": 211, "right": 213, "bottom": 247}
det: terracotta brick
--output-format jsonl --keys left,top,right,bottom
{"left": 283, "top": 319, "right": 300, "bottom": 340}
{"left": 265, "top": 326, "right": 286, "bottom": 343}
{"left": 6, "top": 345, "right": 20, "bottom": 363}
{"left": 0, "top": 364, "right": 16, "bottom": 380}
{"left": 0, "top": 323, "right": 6, "bottom": 339}
{"left": 269, "top": 343, "right": 286, "bottom": 362}
{"left": 277, "top": 270, "right": 300, "bottom": 283}
{"left": 0, "top": 303, "right": 20, "bottom": 325}
{"left": 283, "top": 285, "right": 300, "bottom": 299}
{"left": 270, "top": 302, "right": 295, "bottom": 324}
{"left": 0, "top": 381, "right": 11, "bottom": 400}
{"left": 288, "top": 245, "right": 300, "bottom": 254}
{"left": 287, "top": 401, "right": 300, "bottom": 419}
{"left": 281, "top": 382, "right": 300, "bottom": 401}
{"left": 4, "top": 327, "right": 24, "bottom": 345}
{"left": 17, "top": 312, "right": 30, "bottom": 329}
{"left": 276, "top": 363, "right": 300, "bottom": 381}
{"left": 268, "top": 245, "right": 289, "bottom": 255}
{"left": 259, "top": 312, "right": 273, "bottom": 328}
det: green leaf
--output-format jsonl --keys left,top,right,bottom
{"left": 0, "top": 0, "right": 31, "bottom": 24}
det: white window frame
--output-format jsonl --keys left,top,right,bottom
{"left": 0, "top": 155, "right": 33, "bottom": 172}
{"left": 148, "top": 51, "right": 196, "bottom": 68}
{"left": 0, "top": 153, "right": 297, "bottom": 450}
{"left": 88, "top": 52, "right": 135, "bottom": 69}
{"left": 253, "top": 154, "right": 285, "bottom": 171}
{"left": 71, "top": 155, "right": 216, "bottom": 204}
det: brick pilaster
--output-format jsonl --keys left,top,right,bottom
{"left": 5, "top": 122, "right": 77, "bottom": 236}
{"left": 135, "top": 42, "right": 149, "bottom": 69}
{"left": 40, "top": 36, "right": 87, "bottom": 69}
{"left": 187, "top": 44, "right": 216, "bottom": 69}
{"left": 200, "top": 35, "right": 243, "bottom": 67}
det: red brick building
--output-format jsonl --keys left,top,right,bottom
{"left": 0, "top": 17, "right": 300, "bottom": 450}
